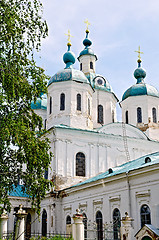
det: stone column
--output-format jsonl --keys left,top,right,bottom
{"left": 120, "top": 212, "right": 134, "bottom": 240}
{"left": 72, "top": 209, "right": 84, "bottom": 240}
{"left": 0, "top": 211, "right": 8, "bottom": 239}
{"left": 15, "top": 205, "right": 27, "bottom": 240}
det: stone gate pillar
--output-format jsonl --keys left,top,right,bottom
{"left": 0, "top": 210, "right": 8, "bottom": 239}
{"left": 15, "top": 205, "right": 27, "bottom": 240}
{"left": 120, "top": 212, "right": 134, "bottom": 240}
{"left": 72, "top": 209, "right": 84, "bottom": 240}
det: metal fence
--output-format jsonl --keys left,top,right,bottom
{"left": 2, "top": 232, "right": 72, "bottom": 240}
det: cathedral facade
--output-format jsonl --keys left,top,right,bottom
{"left": 8, "top": 27, "right": 159, "bottom": 239}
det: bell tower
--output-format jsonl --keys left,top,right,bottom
{"left": 77, "top": 20, "right": 97, "bottom": 76}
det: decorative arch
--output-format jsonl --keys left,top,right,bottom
{"left": 98, "top": 105, "right": 103, "bottom": 124}
{"left": 140, "top": 204, "right": 151, "bottom": 228}
{"left": 42, "top": 209, "right": 47, "bottom": 236}
{"left": 137, "top": 107, "right": 142, "bottom": 123}
{"left": 113, "top": 208, "right": 121, "bottom": 240}
{"left": 60, "top": 93, "right": 65, "bottom": 111}
{"left": 152, "top": 107, "right": 157, "bottom": 123}
{"left": 77, "top": 94, "right": 81, "bottom": 111}
{"left": 66, "top": 215, "right": 71, "bottom": 235}
{"left": 96, "top": 211, "right": 103, "bottom": 240}
{"left": 76, "top": 152, "right": 85, "bottom": 177}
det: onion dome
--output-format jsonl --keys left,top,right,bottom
{"left": 31, "top": 93, "right": 47, "bottom": 110}
{"left": 63, "top": 44, "right": 75, "bottom": 69}
{"left": 78, "top": 29, "right": 97, "bottom": 60}
{"left": 122, "top": 59, "right": 159, "bottom": 101}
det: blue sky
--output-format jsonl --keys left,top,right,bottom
{"left": 38, "top": 0, "right": 159, "bottom": 120}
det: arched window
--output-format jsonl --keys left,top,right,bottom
{"left": 44, "top": 119, "right": 47, "bottom": 130}
{"left": 90, "top": 61, "right": 93, "bottom": 69}
{"left": 80, "top": 63, "right": 82, "bottom": 71}
{"left": 152, "top": 107, "right": 157, "bottom": 123}
{"left": 113, "top": 208, "right": 121, "bottom": 240}
{"left": 125, "top": 110, "right": 128, "bottom": 124}
{"left": 26, "top": 213, "right": 31, "bottom": 240}
{"left": 142, "top": 237, "right": 152, "bottom": 240}
{"left": 42, "top": 209, "right": 47, "bottom": 236}
{"left": 50, "top": 96, "right": 52, "bottom": 114}
{"left": 96, "top": 211, "right": 103, "bottom": 240}
{"left": 77, "top": 94, "right": 81, "bottom": 111}
{"left": 137, "top": 107, "right": 142, "bottom": 123}
{"left": 98, "top": 105, "right": 103, "bottom": 124}
{"left": 88, "top": 98, "right": 90, "bottom": 115}
{"left": 83, "top": 213, "right": 87, "bottom": 240}
{"left": 60, "top": 93, "right": 65, "bottom": 111}
{"left": 112, "top": 110, "right": 115, "bottom": 123}
{"left": 66, "top": 215, "right": 71, "bottom": 224}
{"left": 76, "top": 152, "right": 85, "bottom": 177}
{"left": 44, "top": 169, "right": 48, "bottom": 180}
{"left": 140, "top": 204, "right": 151, "bottom": 228}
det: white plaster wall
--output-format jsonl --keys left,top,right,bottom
{"left": 47, "top": 81, "right": 93, "bottom": 130}
{"left": 92, "top": 90, "right": 117, "bottom": 128}
{"left": 45, "top": 125, "right": 159, "bottom": 185}
{"left": 121, "top": 95, "right": 159, "bottom": 126}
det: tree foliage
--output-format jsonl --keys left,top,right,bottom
{"left": 0, "top": 0, "right": 52, "bottom": 215}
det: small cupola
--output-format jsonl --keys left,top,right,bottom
{"left": 78, "top": 20, "right": 97, "bottom": 76}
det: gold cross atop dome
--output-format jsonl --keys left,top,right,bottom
{"left": 135, "top": 46, "right": 144, "bottom": 61}
{"left": 84, "top": 19, "right": 90, "bottom": 32}
{"left": 65, "top": 30, "right": 73, "bottom": 46}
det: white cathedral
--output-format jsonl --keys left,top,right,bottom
{"left": 8, "top": 27, "right": 159, "bottom": 240}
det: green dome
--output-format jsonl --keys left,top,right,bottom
{"left": 48, "top": 68, "right": 90, "bottom": 86}
{"left": 122, "top": 60, "right": 159, "bottom": 101}
{"left": 31, "top": 93, "right": 47, "bottom": 110}
{"left": 122, "top": 83, "right": 159, "bottom": 101}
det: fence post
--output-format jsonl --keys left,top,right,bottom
{"left": 15, "top": 205, "right": 27, "bottom": 240}
{"left": 120, "top": 212, "right": 134, "bottom": 240}
{"left": 72, "top": 209, "right": 84, "bottom": 240}
{"left": 0, "top": 210, "right": 8, "bottom": 239}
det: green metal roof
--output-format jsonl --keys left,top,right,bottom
{"left": 31, "top": 93, "right": 47, "bottom": 110}
{"left": 48, "top": 68, "right": 89, "bottom": 86}
{"left": 70, "top": 151, "right": 159, "bottom": 188}
{"left": 9, "top": 185, "right": 29, "bottom": 198}
{"left": 122, "top": 83, "right": 159, "bottom": 101}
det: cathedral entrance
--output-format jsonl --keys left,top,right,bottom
{"left": 26, "top": 213, "right": 31, "bottom": 240}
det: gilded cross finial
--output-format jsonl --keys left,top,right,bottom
{"left": 84, "top": 19, "right": 90, "bottom": 32}
{"left": 65, "top": 30, "right": 73, "bottom": 46}
{"left": 135, "top": 46, "right": 144, "bottom": 61}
